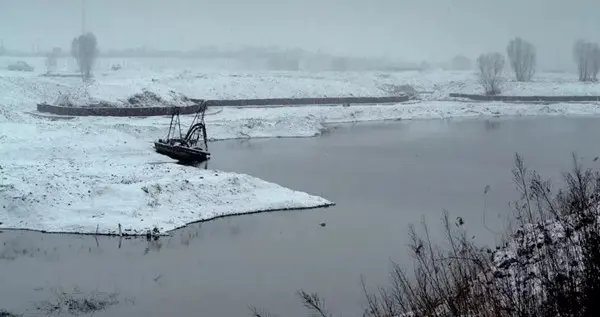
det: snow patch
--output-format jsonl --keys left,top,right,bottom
{"left": 0, "top": 159, "right": 332, "bottom": 235}
{"left": 53, "top": 88, "right": 194, "bottom": 108}
{"left": 0, "top": 104, "right": 25, "bottom": 123}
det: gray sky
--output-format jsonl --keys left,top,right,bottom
{"left": 1, "top": 0, "right": 599, "bottom": 68}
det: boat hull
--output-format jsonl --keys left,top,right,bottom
{"left": 154, "top": 141, "right": 210, "bottom": 163}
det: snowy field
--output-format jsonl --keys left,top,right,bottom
{"left": 3, "top": 56, "right": 600, "bottom": 235}
{"left": 3, "top": 57, "right": 600, "bottom": 108}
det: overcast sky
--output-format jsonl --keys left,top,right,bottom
{"left": 1, "top": 0, "right": 599, "bottom": 68}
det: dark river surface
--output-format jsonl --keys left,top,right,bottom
{"left": 2, "top": 117, "right": 600, "bottom": 317}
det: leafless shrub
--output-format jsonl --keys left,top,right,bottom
{"left": 574, "top": 40, "right": 600, "bottom": 82}
{"left": 252, "top": 154, "right": 600, "bottom": 317}
{"left": 0, "top": 309, "right": 20, "bottom": 317}
{"left": 71, "top": 32, "right": 98, "bottom": 80}
{"left": 362, "top": 211, "right": 501, "bottom": 317}
{"left": 35, "top": 288, "right": 121, "bottom": 316}
{"left": 361, "top": 153, "right": 600, "bottom": 317}
{"left": 248, "top": 290, "right": 332, "bottom": 317}
{"left": 297, "top": 290, "right": 332, "bottom": 317}
{"left": 477, "top": 53, "right": 505, "bottom": 95}
{"left": 514, "top": 153, "right": 600, "bottom": 317}
{"left": 507, "top": 37, "right": 536, "bottom": 82}
{"left": 45, "top": 48, "right": 61, "bottom": 75}
{"left": 249, "top": 306, "right": 279, "bottom": 317}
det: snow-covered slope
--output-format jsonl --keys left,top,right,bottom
{"left": 0, "top": 162, "right": 332, "bottom": 235}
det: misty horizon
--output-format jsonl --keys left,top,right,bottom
{"left": 1, "top": 0, "right": 600, "bottom": 69}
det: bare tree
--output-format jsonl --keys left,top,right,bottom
{"left": 574, "top": 40, "right": 600, "bottom": 82}
{"left": 507, "top": 37, "right": 536, "bottom": 82}
{"left": 45, "top": 47, "right": 61, "bottom": 74}
{"left": 477, "top": 53, "right": 505, "bottom": 95}
{"left": 71, "top": 32, "right": 98, "bottom": 80}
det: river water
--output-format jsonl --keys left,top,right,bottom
{"left": 1, "top": 117, "right": 599, "bottom": 316}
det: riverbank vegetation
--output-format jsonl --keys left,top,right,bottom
{"left": 254, "top": 153, "right": 600, "bottom": 317}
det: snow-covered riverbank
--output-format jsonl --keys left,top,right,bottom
{"left": 19, "top": 101, "right": 600, "bottom": 141}
{"left": 0, "top": 115, "right": 333, "bottom": 235}
{"left": 0, "top": 162, "right": 333, "bottom": 235}
{"left": 6, "top": 97, "right": 600, "bottom": 235}
{"left": 4, "top": 62, "right": 600, "bottom": 235}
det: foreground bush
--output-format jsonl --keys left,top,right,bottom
{"left": 254, "top": 153, "right": 600, "bottom": 317}
{"left": 362, "top": 153, "right": 600, "bottom": 317}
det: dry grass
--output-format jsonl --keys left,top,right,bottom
{"left": 35, "top": 288, "right": 122, "bottom": 316}
{"left": 0, "top": 310, "right": 20, "bottom": 317}
{"left": 361, "top": 153, "right": 600, "bottom": 317}
{"left": 250, "top": 291, "right": 332, "bottom": 317}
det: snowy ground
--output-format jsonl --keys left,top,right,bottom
{"left": 92, "top": 101, "right": 600, "bottom": 141}
{"left": 0, "top": 116, "right": 333, "bottom": 235}
{"left": 11, "top": 101, "right": 600, "bottom": 142}
{"left": 0, "top": 161, "right": 332, "bottom": 235}
{"left": 3, "top": 56, "right": 600, "bottom": 235}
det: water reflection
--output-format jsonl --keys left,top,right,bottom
{"left": 484, "top": 119, "right": 501, "bottom": 131}
{"left": 0, "top": 218, "right": 246, "bottom": 262}
{"left": 143, "top": 238, "right": 162, "bottom": 255}
{"left": 176, "top": 223, "right": 203, "bottom": 247}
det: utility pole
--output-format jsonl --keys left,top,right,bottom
{"left": 81, "top": 0, "right": 86, "bottom": 34}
